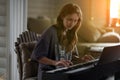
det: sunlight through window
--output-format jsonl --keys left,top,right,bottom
{"left": 110, "top": 0, "right": 120, "bottom": 27}
{"left": 110, "top": 0, "right": 120, "bottom": 18}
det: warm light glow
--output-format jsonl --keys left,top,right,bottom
{"left": 110, "top": 0, "right": 120, "bottom": 18}
{"left": 110, "top": 0, "right": 120, "bottom": 27}
{"left": 116, "top": 21, "right": 120, "bottom": 26}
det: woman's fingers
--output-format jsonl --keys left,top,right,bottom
{"left": 81, "top": 55, "right": 94, "bottom": 62}
{"left": 66, "top": 60, "right": 73, "bottom": 65}
{"left": 55, "top": 60, "right": 72, "bottom": 67}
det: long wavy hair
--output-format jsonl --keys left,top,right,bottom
{"left": 55, "top": 3, "right": 82, "bottom": 52}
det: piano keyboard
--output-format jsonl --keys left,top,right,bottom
{"left": 46, "top": 59, "right": 99, "bottom": 73}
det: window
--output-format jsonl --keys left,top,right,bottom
{"left": 109, "top": 0, "right": 120, "bottom": 27}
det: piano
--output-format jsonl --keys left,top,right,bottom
{"left": 42, "top": 59, "right": 120, "bottom": 80}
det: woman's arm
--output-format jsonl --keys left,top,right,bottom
{"left": 72, "top": 45, "right": 94, "bottom": 64}
{"left": 38, "top": 57, "right": 72, "bottom": 67}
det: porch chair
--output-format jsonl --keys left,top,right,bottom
{"left": 14, "top": 31, "right": 39, "bottom": 80}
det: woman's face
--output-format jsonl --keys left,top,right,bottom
{"left": 62, "top": 13, "right": 79, "bottom": 30}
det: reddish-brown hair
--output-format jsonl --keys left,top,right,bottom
{"left": 56, "top": 3, "right": 82, "bottom": 52}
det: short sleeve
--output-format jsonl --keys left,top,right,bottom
{"left": 31, "top": 27, "right": 53, "bottom": 61}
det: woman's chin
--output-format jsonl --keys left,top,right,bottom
{"left": 68, "top": 27, "right": 73, "bottom": 30}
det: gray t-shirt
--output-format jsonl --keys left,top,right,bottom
{"left": 31, "top": 25, "right": 79, "bottom": 80}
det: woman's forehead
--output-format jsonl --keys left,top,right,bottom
{"left": 64, "top": 13, "right": 79, "bottom": 19}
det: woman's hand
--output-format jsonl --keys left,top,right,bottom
{"left": 81, "top": 54, "right": 94, "bottom": 62}
{"left": 55, "top": 60, "right": 73, "bottom": 67}
{"left": 39, "top": 57, "right": 73, "bottom": 67}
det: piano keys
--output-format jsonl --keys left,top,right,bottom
{"left": 42, "top": 59, "right": 120, "bottom": 80}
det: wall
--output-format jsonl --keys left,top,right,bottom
{"left": 91, "top": 0, "right": 108, "bottom": 27}
{"left": 28, "top": 0, "right": 108, "bottom": 27}
{"left": 0, "top": 0, "right": 8, "bottom": 79}
{"left": 28, "top": 0, "right": 56, "bottom": 19}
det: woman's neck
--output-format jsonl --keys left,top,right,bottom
{"left": 63, "top": 29, "right": 68, "bottom": 35}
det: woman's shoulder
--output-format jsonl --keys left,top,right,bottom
{"left": 45, "top": 25, "right": 57, "bottom": 33}
{"left": 48, "top": 25, "right": 57, "bottom": 31}
{"left": 41, "top": 25, "right": 57, "bottom": 36}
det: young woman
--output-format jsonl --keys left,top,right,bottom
{"left": 31, "top": 3, "right": 83, "bottom": 80}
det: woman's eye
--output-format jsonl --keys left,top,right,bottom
{"left": 67, "top": 18, "right": 72, "bottom": 21}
